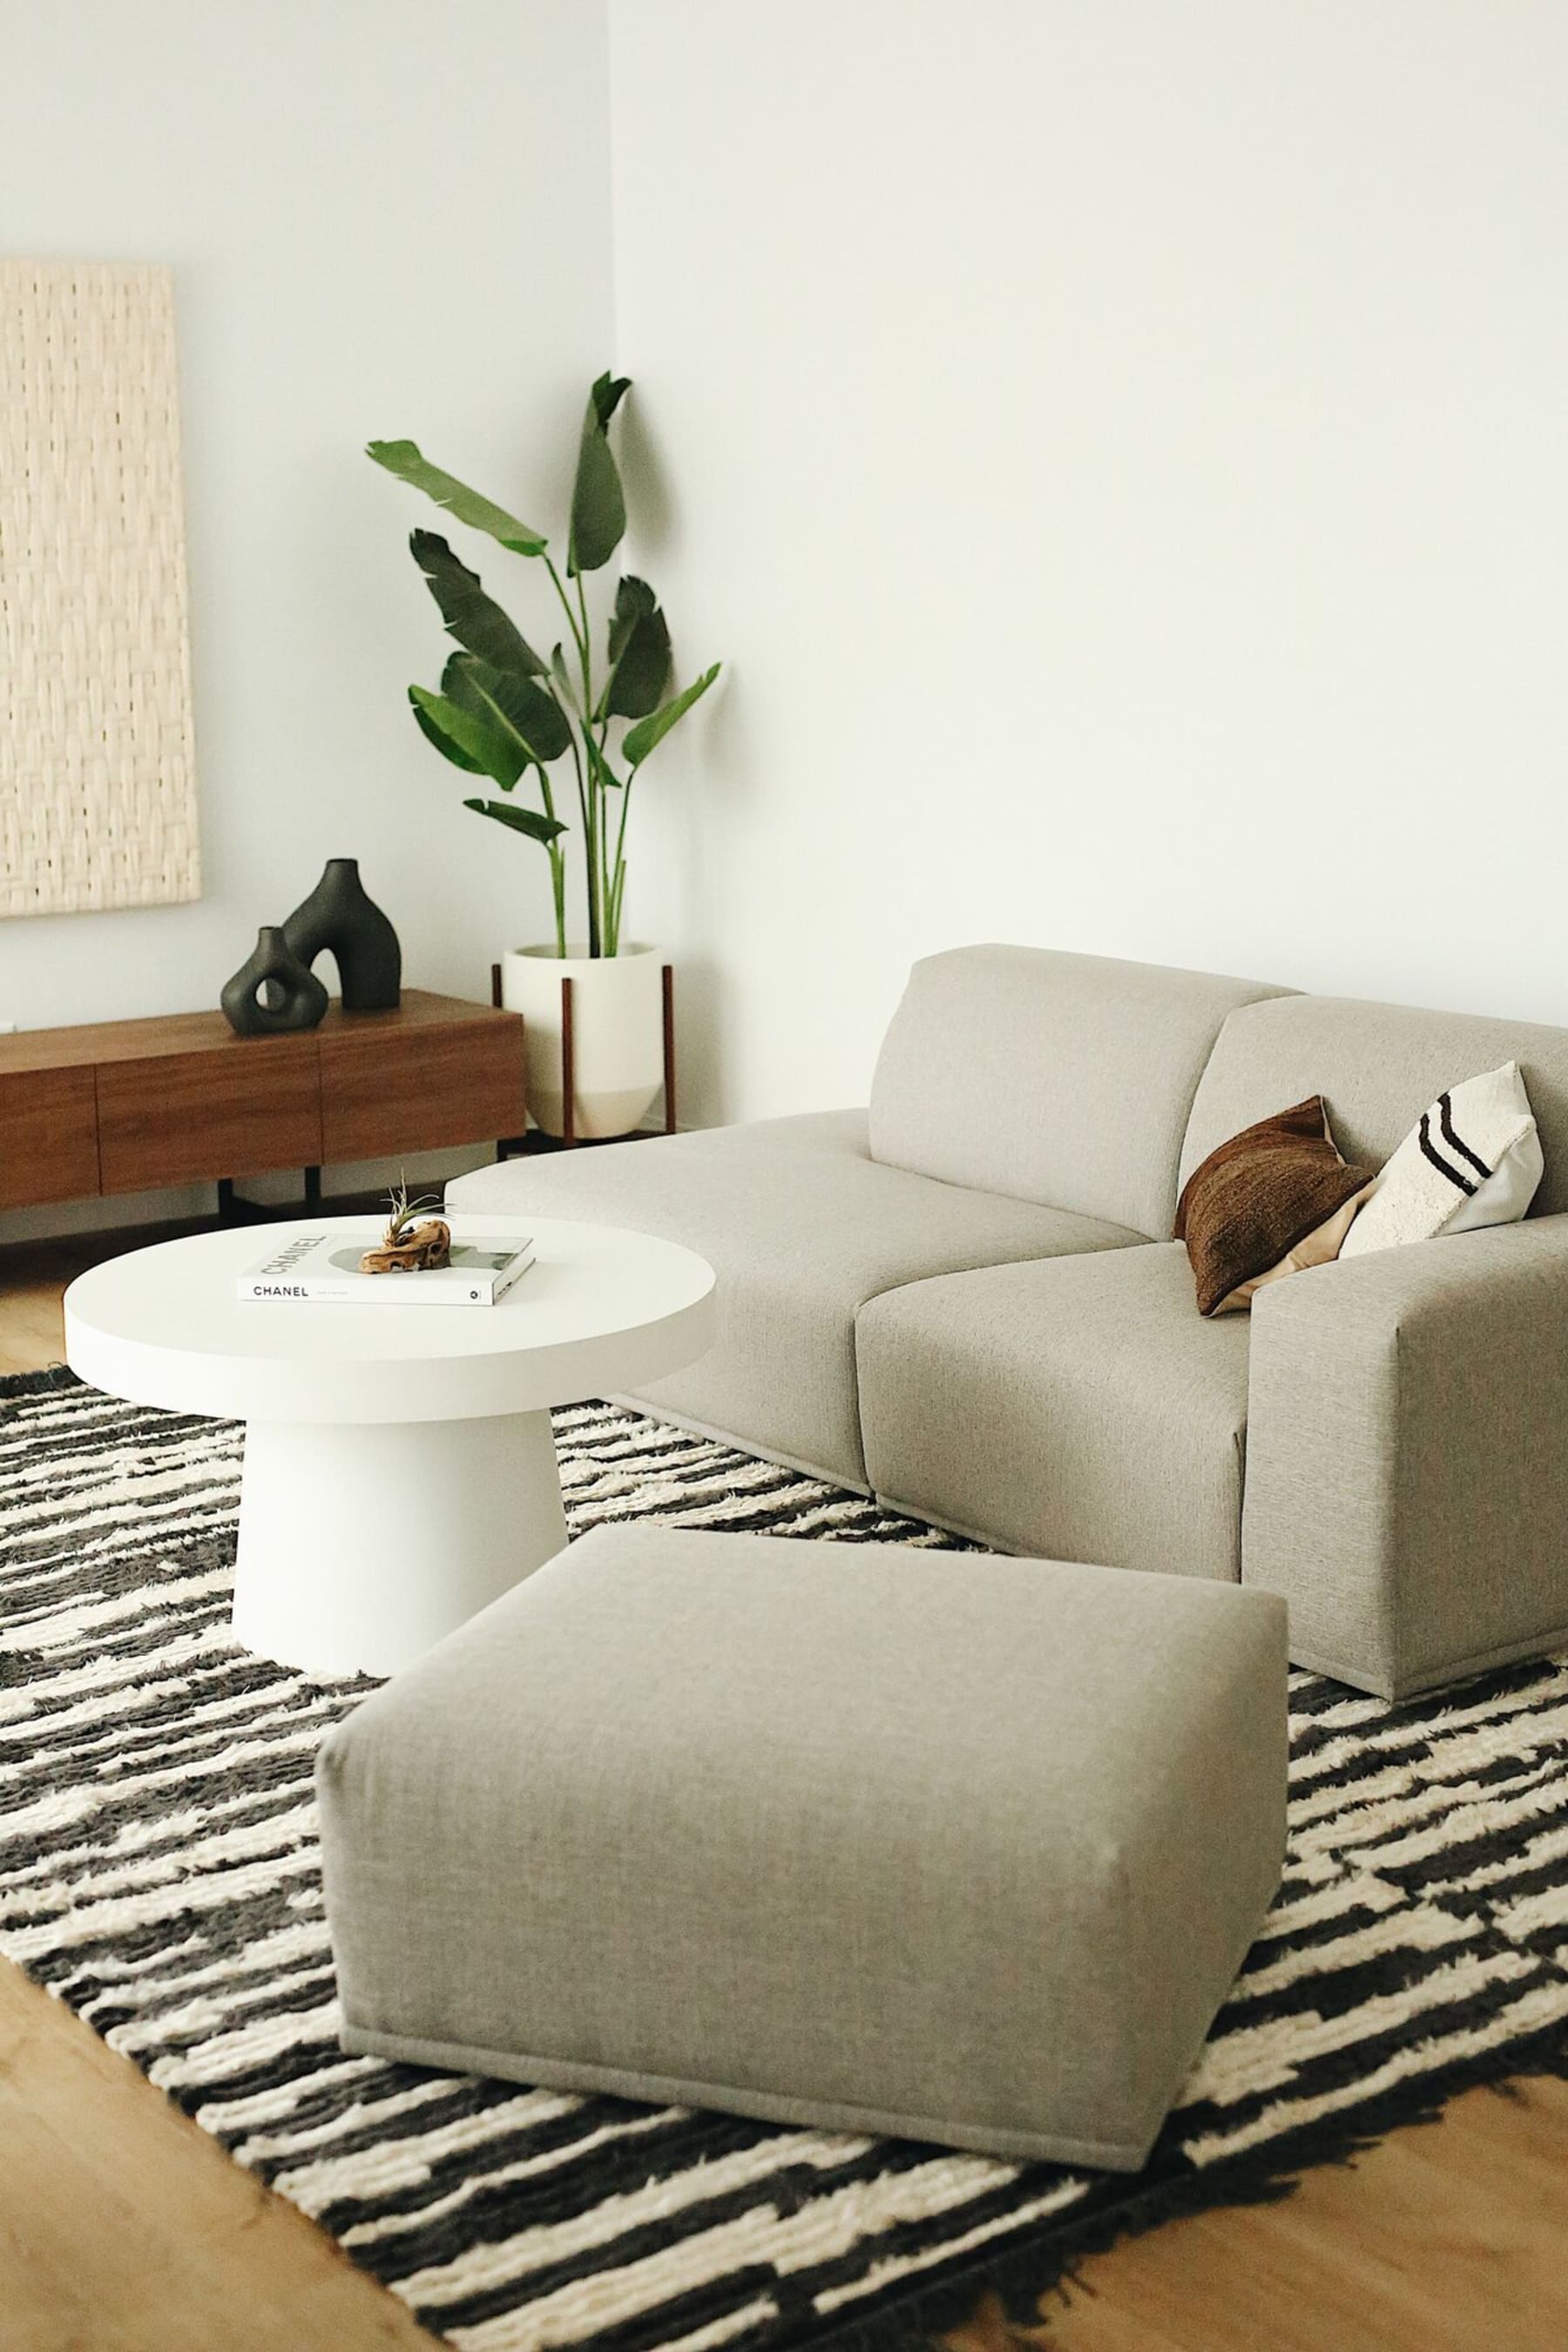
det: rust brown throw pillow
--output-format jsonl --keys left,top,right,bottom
{"left": 1176, "top": 1097, "right": 1377, "bottom": 1317}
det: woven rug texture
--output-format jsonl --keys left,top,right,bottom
{"left": 3, "top": 1369, "right": 1568, "bottom": 2351}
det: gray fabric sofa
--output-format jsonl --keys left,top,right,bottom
{"left": 448, "top": 944, "right": 1568, "bottom": 1700}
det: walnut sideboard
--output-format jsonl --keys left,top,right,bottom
{"left": 0, "top": 990, "right": 525, "bottom": 1215}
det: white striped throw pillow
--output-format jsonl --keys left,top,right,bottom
{"left": 1339, "top": 1060, "right": 1543, "bottom": 1259}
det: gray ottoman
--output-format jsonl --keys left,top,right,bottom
{"left": 316, "top": 1527, "right": 1287, "bottom": 2171}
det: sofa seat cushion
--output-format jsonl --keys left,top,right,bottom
{"left": 447, "top": 1112, "right": 1141, "bottom": 1487}
{"left": 318, "top": 1525, "right": 1288, "bottom": 2170}
{"left": 857, "top": 1241, "right": 1251, "bottom": 1578}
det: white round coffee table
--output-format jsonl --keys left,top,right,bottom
{"left": 64, "top": 1214, "right": 715, "bottom": 1678}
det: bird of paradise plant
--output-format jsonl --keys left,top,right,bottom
{"left": 368, "top": 374, "right": 719, "bottom": 958}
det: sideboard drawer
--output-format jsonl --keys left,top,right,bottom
{"left": 0, "top": 990, "right": 505, "bottom": 1219}
{"left": 319, "top": 1013, "right": 524, "bottom": 1163}
{"left": 0, "top": 1067, "right": 99, "bottom": 1207}
{"left": 97, "top": 1042, "right": 323, "bottom": 1192}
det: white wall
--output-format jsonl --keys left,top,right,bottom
{"left": 0, "top": 0, "right": 612, "bottom": 1229}
{"left": 8, "top": 2, "right": 1567, "bottom": 1189}
{"left": 609, "top": 0, "right": 1568, "bottom": 1125}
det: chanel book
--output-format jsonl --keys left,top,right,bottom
{"left": 237, "top": 1227, "right": 534, "bottom": 1307}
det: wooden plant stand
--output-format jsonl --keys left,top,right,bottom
{"left": 491, "top": 961, "right": 677, "bottom": 1150}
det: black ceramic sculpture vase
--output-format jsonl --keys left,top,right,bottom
{"left": 220, "top": 927, "right": 330, "bottom": 1036}
{"left": 281, "top": 857, "right": 402, "bottom": 1011}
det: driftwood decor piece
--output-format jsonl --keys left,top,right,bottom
{"left": 359, "top": 1184, "right": 452, "bottom": 1275}
{"left": 0, "top": 260, "right": 201, "bottom": 918}
{"left": 359, "top": 1220, "right": 451, "bottom": 1274}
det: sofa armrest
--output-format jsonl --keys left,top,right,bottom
{"left": 1241, "top": 1214, "right": 1568, "bottom": 1696}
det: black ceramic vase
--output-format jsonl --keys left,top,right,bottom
{"left": 281, "top": 857, "right": 402, "bottom": 1011}
{"left": 220, "top": 927, "right": 330, "bottom": 1036}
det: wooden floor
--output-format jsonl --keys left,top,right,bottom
{"left": 4, "top": 1225, "right": 1568, "bottom": 2349}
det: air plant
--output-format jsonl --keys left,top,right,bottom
{"left": 358, "top": 1176, "right": 450, "bottom": 1274}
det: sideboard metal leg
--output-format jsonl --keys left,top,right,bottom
{"left": 216, "top": 1177, "right": 235, "bottom": 1222}
{"left": 303, "top": 1165, "right": 322, "bottom": 1210}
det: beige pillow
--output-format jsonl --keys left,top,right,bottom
{"left": 1340, "top": 1062, "right": 1543, "bottom": 1258}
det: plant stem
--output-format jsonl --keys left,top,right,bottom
{"left": 605, "top": 772, "right": 635, "bottom": 956}
{"left": 571, "top": 571, "right": 607, "bottom": 956}
{"left": 564, "top": 728, "right": 598, "bottom": 957}
{"left": 537, "top": 558, "right": 598, "bottom": 952}
{"left": 575, "top": 572, "right": 593, "bottom": 699}
{"left": 585, "top": 774, "right": 601, "bottom": 956}
{"left": 544, "top": 556, "right": 587, "bottom": 672}
{"left": 534, "top": 763, "right": 568, "bottom": 957}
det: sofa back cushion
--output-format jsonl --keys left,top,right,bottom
{"left": 1181, "top": 995, "right": 1568, "bottom": 1218}
{"left": 868, "top": 945, "right": 1290, "bottom": 1238}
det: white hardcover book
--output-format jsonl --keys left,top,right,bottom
{"left": 237, "top": 1227, "right": 534, "bottom": 1307}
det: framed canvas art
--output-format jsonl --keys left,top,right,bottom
{"left": 0, "top": 259, "right": 200, "bottom": 917}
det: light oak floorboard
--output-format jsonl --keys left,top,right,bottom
{"left": 0, "top": 1253, "right": 71, "bottom": 1377}
{"left": 0, "top": 1964, "right": 433, "bottom": 2352}
{"left": 1, "top": 1218, "right": 438, "bottom": 2352}
{"left": 944, "top": 2077, "right": 1568, "bottom": 2350}
{"left": 4, "top": 1227, "right": 1568, "bottom": 2349}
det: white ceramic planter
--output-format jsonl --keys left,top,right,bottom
{"left": 501, "top": 942, "right": 666, "bottom": 1140}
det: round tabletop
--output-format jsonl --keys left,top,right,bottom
{"left": 64, "top": 1214, "right": 717, "bottom": 1426}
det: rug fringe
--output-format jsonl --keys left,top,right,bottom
{"left": 804, "top": 2015, "right": 1568, "bottom": 2351}
{"left": 0, "top": 1362, "right": 77, "bottom": 1399}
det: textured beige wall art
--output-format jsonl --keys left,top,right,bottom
{"left": 0, "top": 260, "right": 200, "bottom": 916}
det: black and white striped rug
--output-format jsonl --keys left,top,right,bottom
{"left": 4, "top": 1367, "right": 1568, "bottom": 2351}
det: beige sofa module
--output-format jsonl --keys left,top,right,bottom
{"left": 449, "top": 1108, "right": 1139, "bottom": 1488}
{"left": 1242, "top": 1215, "right": 1568, "bottom": 1693}
{"left": 448, "top": 950, "right": 1281, "bottom": 1487}
{"left": 318, "top": 1526, "right": 1288, "bottom": 2171}
{"left": 1187, "top": 990, "right": 1568, "bottom": 1693}
{"left": 857, "top": 1242, "right": 1251, "bottom": 1582}
{"left": 449, "top": 943, "right": 1568, "bottom": 1699}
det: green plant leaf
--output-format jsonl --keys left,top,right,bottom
{"left": 411, "top": 532, "right": 545, "bottom": 676}
{"left": 411, "top": 696, "right": 485, "bottom": 774}
{"left": 603, "top": 588, "right": 672, "bottom": 721}
{"left": 408, "top": 684, "right": 525, "bottom": 790}
{"left": 581, "top": 730, "right": 625, "bottom": 794}
{"left": 567, "top": 373, "right": 632, "bottom": 576}
{"left": 463, "top": 798, "right": 566, "bottom": 846}
{"left": 607, "top": 574, "right": 656, "bottom": 666}
{"left": 591, "top": 372, "right": 632, "bottom": 431}
{"left": 623, "top": 663, "right": 722, "bottom": 768}
{"left": 444, "top": 654, "right": 571, "bottom": 763}
{"left": 368, "top": 440, "right": 548, "bottom": 557}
